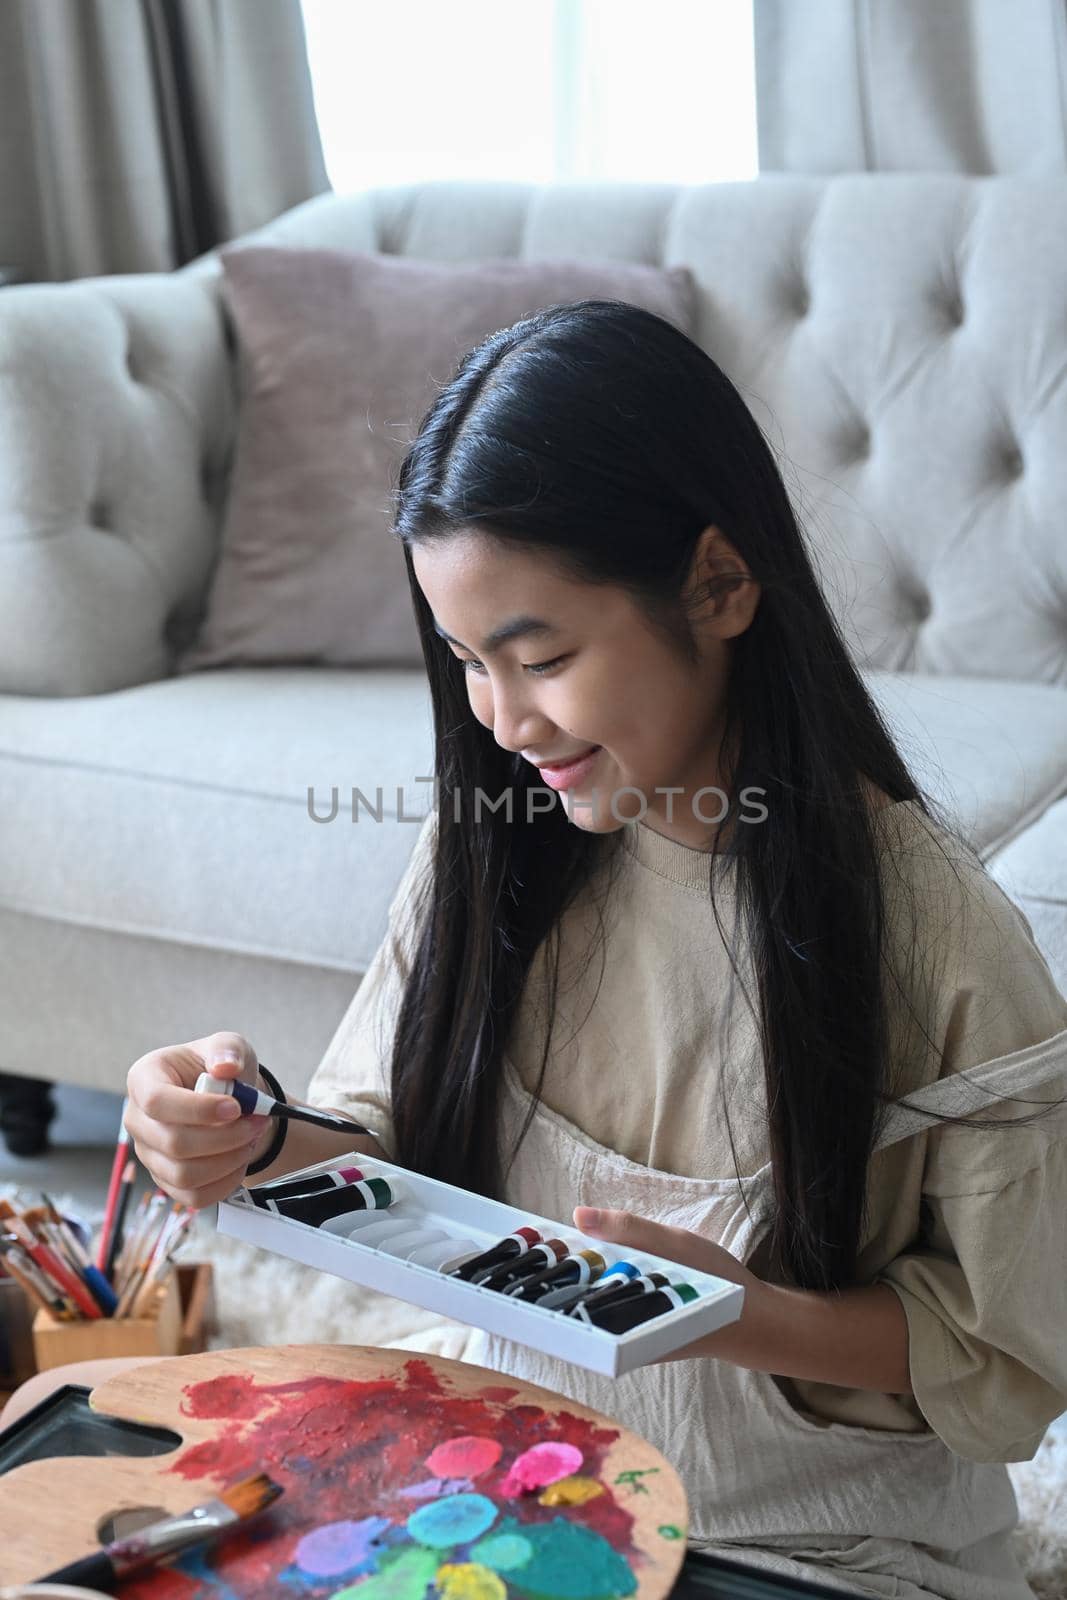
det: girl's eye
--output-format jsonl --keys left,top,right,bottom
{"left": 459, "top": 656, "right": 569, "bottom": 677}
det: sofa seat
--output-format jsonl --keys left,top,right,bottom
{"left": 863, "top": 672, "right": 1067, "bottom": 858}
{"left": 0, "top": 666, "right": 1063, "bottom": 1098}
{"left": 0, "top": 667, "right": 436, "bottom": 975}
{"left": 0, "top": 669, "right": 433, "bottom": 1097}
{"left": 989, "top": 796, "right": 1067, "bottom": 995}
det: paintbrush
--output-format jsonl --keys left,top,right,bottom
{"left": 102, "top": 1158, "right": 136, "bottom": 1283}
{"left": 95, "top": 1097, "right": 131, "bottom": 1272}
{"left": 113, "top": 1199, "right": 172, "bottom": 1317}
{"left": 0, "top": 1239, "right": 74, "bottom": 1317}
{"left": 35, "top": 1197, "right": 118, "bottom": 1316}
{"left": 194, "top": 1072, "right": 380, "bottom": 1141}
{"left": 130, "top": 1207, "right": 193, "bottom": 1317}
{"left": 6, "top": 1215, "right": 103, "bottom": 1319}
{"left": 40, "top": 1471, "right": 284, "bottom": 1590}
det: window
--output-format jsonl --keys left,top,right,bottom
{"left": 301, "top": 0, "right": 757, "bottom": 190}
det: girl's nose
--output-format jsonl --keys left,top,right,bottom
{"left": 491, "top": 687, "right": 553, "bottom": 756}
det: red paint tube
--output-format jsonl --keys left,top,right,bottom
{"left": 448, "top": 1226, "right": 542, "bottom": 1281}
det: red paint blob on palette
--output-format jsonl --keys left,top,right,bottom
{"left": 121, "top": 1358, "right": 649, "bottom": 1600}
{"left": 425, "top": 1434, "right": 503, "bottom": 1479}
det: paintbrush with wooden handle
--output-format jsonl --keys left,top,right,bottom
{"left": 39, "top": 1472, "right": 283, "bottom": 1591}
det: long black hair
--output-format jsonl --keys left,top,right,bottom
{"left": 387, "top": 298, "right": 1061, "bottom": 1293}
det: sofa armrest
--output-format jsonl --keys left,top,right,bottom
{"left": 0, "top": 273, "right": 235, "bottom": 695}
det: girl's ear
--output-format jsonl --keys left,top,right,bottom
{"left": 685, "top": 524, "right": 761, "bottom": 640}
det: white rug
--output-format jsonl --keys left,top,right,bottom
{"left": 189, "top": 1224, "right": 1067, "bottom": 1599}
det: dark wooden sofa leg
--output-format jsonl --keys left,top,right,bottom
{"left": 0, "top": 1073, "right": 56, "bottom": 1157}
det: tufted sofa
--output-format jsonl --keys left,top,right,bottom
{"left": 0, "top": 174, "right": 1065, "bottom": 1110}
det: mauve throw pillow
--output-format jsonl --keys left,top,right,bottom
{"left": 179, "top": 246, "right": 696, "bottom": 670}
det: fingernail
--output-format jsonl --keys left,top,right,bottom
{"left": 215, "top": 1100, "right": 241, "bottom": 1121}
{"left": 215, "top": 1049, "right": 241, "bottom": 1066}
{"left": 579, "top": 1207, "right": 603, "bottom": 1225}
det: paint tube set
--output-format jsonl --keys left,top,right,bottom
{"left": 217, "top": 1151, "right": 745, "bottom": 1377}
{"left": 253, "top": 1174, "right": 697, "bottom": 1330}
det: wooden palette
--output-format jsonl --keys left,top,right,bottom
{"left": 0, "top": 1343, "right": 689, "bottom": 1599}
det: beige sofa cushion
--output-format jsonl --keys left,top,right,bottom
{"left": 0, "top": 665, "right": 1061, "bottom": 979}
{"left": 179, "top": 247, "right": 696, "bottom": 672}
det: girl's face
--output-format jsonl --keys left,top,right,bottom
{"left": 412, "top": 529, "right": 758, "bottom": 846}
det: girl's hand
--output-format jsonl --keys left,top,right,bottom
{"left": 125, "top": 1031, "right": 270, "bottom": 1209}
{"left": 572, "top": 1205, "right": 769, "bottom": 1362}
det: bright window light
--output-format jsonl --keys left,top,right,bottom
{"left": 301, "top": 0, "right": 757, "bottom": 190}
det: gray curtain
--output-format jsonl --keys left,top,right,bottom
{"left": 0, "top": 0, "right": 330, "bottom": 282}
{"left": 755, "top": 0, "right": 1067, "bottom": 173}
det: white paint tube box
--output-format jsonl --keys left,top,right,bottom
{"left": 216, "top": 1151, "right": 744, "bottom": 1377}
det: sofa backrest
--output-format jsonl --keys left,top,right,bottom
{"left": 2, "top": 176, "right": 1064, "bottom": 695}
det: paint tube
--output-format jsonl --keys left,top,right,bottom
{"left": 580, "top": 1281, "right": 699, "bottom": 1332}
{"left": 251, "top": 1166, "right": 365, "bottom": 1205}
{"left": 503, "top": 1249, "right": 605, "bottom": 1303}
{"left": 535, "top": 1259, "right": 641, "bottom": 1312}
{"left": 472, "top": 1239, "right": 570, "bottom": 1290}
{"left": 263, "top": 1176, "right": 395, "bottom": 1227}
{"left": 447, "top": 1226, "right": 542, "bottom": 1281}
{"left": 567, "top": 1272, "right": 669, "bottom": 1319}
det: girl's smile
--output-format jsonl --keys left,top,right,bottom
{"left": 533, "top": 744, "right": 602, "bottom": 790}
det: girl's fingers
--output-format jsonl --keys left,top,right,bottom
{"left": 573, "top": 1207, "right": 754, "bottom": 1290}
{"left": 191, "top": 1032, "right": 259, "bottom": 1084}
{"left": 573, "top": 1207, "right": 700, "bottom": 1264}
{"left": 185, "top": 1164, "right": 260, "bottom": 1211}
{"left": 140, "top": 1147, "right": 259, "bottom": 1209}
{"left": 124, "top": 1103, "right": 266, "bottom": 1161}
{"left": 127, "top": 1072, "right": 242, "bottom": 1128}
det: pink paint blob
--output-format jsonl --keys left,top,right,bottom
{"left": 426, "top": 1435, "right": 503, "bottom": 1481}
{"left": 500, "top": 1440, "right": 584, "bottom": 1495}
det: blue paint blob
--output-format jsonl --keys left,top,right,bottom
{"left": 406, "top": 1492, "right": 498, "bottom": 1549}
{"left": 172, "top": 1548, "right": 242, "bottom": 1600}
{"left": 471, "top": 1532, "right": 533, "bottom": 1573}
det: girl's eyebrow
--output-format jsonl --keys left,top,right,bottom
{"left": 433, "top": 615, "right": 558, "bottom": 655}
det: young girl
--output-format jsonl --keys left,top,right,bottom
{"left": 42, "top": 303, "right": 1067, "bottom": 1597}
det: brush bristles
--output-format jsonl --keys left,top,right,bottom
{"left": 220, "top": 1472, "right": 284, "bottom": 1519}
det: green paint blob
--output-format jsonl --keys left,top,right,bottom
{"left": 328, "top": 1544, "right": 438, "bottom": 1600}
{"left": 471, "top": 1532, "right": 533, "bottom": 1573}
{"left": 498, "top": 1516, "right": 636, "bottom": 1600}
{"left": 658, "top": 1525, "right": 684, "bottom": 1541}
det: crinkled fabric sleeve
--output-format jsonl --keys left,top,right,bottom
{"left": 304, "top": 811, "right": 436, "bottom": 1159}
{"left": 878, "top": 844, "right": 1067, "bottom": 1462}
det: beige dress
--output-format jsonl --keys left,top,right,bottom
{"left": 308, "top": 801, "right": 1067, "bottom": 1599}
